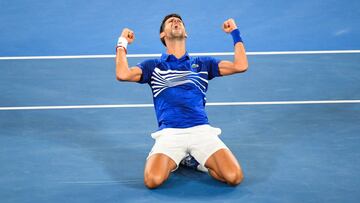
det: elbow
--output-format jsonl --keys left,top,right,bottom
{"left": 234, "top": 63, "right": 248, "bottom": 73}
{"left": 116, "top": 74, "right": 128, "bottom": 81}
{"left": 116, "top": 76, "right": 123, "bottom": 81}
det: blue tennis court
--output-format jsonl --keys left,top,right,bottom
{"left": 1, "top": 1, "right": 360, "bottom": 202}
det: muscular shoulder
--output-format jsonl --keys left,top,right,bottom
{"left": 192, "top": 56, "right": 219, "bottom": 64}
{"left": 137, "top": 59, "right": 160, "bottom": 70}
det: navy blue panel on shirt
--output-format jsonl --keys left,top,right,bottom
{"left": 136, "top": 52, "right": 221, "bottom": 130}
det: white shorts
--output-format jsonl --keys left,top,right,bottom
{"left": 147, "top": 124, "right": 229, "bottom": 169}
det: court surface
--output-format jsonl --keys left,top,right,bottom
{"left": 1, "top": 1, "right": 360, "bottom": 203}
{"left": 1, "top": 53, "right": 360, "bottom": 202}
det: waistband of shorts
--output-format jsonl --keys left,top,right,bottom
{"left": 151, "top": 124, "right": 220, "bottom": 139}
{"left": 156, "top": 124, "right": 209, "bottom": 133}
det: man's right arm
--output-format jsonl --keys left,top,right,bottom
{"left": 115, "top": 28, "right": 142, "bottom": 82}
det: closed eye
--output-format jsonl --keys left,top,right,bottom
{"left": 168, "top": 18, "right": 182, "bottom": 24}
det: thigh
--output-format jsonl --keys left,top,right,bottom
{"left": 148, "top": 131, "right": 188, "bottom": 167}
{"left": 205, "top": 148, "right": 242, "bottom": 175}
{"left": 145, "top": 153, "right": 177, "bottom": 175}
{"left": 189, "top": 126, "right": 228, "bottom": 167}
{"left": 144, "top": 153, "right": 177, "bottom": 188}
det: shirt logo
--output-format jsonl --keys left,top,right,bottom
{"left": 191, "top": 64, "right": 199, "bottom": 69}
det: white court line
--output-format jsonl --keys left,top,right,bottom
{"left": 1, "top": 100, "right": 360, "bottom": 111}
{"left": 0, "top": 50, "right": 360, "bottom": 60}
{"left": 58, "top": 180, "right": 141, "bottom": 184}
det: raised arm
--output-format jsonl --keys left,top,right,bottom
{"left": 218, "top": 19, "right": 248, "bottom": 76}
{"left": 115, "top": 28, "right": 142, "bottom": 82}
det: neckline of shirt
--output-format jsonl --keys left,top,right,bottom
{"left": 161, "top": 52, "right": 190, "bottom": 62}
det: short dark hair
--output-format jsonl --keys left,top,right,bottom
{"left": 159, "top": 13, "right": 184, "bottom": 47}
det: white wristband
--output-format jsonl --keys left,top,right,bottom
{"left": 117, "top": 37, "right": 128, "bottom": 50}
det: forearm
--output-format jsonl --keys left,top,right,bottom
{"left": 115, "top": 29, "right": 142, "bottom": 82}
{"left": 115, "top": 47, "right": 131, "bottom": 81}
{"left": 218, "top": 19, "right": 248, "bottom": 75}
{"left": 233, "top": 42, "right": 248, "bottom": 72}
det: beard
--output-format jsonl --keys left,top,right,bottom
{"left": 169, "top": 28, "right": 187, "bottom": 40}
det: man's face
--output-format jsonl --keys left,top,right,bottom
{"left": 161, "top": 17, "right": 187, "bottom": 40}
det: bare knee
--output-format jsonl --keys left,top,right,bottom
{"left": 223, "top": 169, "right": 244, "bottom": 186}
{"left": 143, "top": 153, "right": 176, "bottom": 189}
{"left": 144, "top": 172, "right": 167, "bottom": 189}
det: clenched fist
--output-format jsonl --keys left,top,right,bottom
{"left": 222, "top": 19, "right": 238, "bottom": 33}
{"left": 121, "top": 28, "right": 135, "bottom": 44}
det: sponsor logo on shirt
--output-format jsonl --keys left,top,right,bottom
{"left": 191, "top": 64, "right": 199, "bottom": 69}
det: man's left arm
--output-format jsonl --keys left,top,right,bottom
{"left": 218, "top": 19, "right": 248, "bottom": 76}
